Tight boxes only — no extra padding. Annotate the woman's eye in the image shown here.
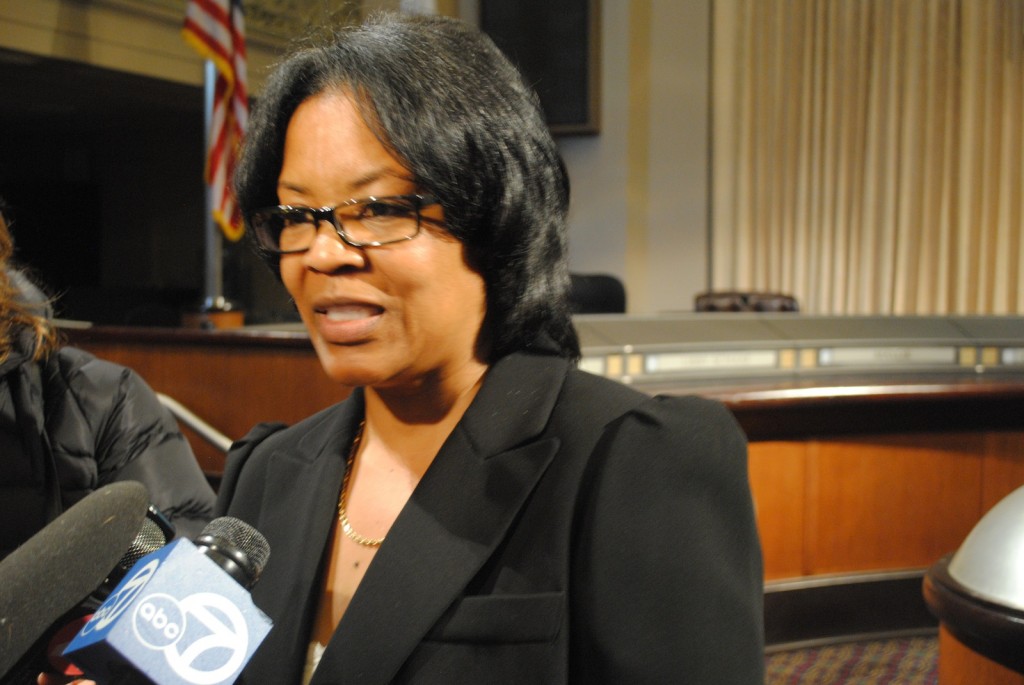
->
[362,201,409,219]
[283,211,315,227]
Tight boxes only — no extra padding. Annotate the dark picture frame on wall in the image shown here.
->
[479,0,600,136]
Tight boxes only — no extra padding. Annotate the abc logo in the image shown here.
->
[133,593,184,649]
[131,591,249,684]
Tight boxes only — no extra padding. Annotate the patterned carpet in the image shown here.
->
[765,636,938,684]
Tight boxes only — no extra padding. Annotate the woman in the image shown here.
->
[221,12,763,684]
[0,202,216,558]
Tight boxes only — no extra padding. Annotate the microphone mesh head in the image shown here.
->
[201,517,271,579]
[118,516,169,572]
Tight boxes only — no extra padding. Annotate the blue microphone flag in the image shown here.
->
[63,538,272,685]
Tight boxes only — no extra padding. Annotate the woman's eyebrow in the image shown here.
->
[276,168,415,199]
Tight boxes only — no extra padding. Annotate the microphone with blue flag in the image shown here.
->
[63,516,272,685]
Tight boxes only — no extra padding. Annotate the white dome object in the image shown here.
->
[947,485,1024,612]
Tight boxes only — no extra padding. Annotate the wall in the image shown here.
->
[560,0,711,314]
[0,0,714,317]
[0,0,286,91]
[337,0,717,315]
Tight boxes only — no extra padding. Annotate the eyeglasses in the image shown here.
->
[248,194,440,254]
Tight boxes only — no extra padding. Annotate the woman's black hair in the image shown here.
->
[235,11,580,361]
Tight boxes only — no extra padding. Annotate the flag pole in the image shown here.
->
[182,0,246,329]
[189,58,244,328]
[201,58,225,313]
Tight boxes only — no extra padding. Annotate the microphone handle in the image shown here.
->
[3,595,99,682]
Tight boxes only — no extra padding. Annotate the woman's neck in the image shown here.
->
[362,358,488,470]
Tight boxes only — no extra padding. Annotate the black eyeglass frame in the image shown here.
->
[249,194,441,253]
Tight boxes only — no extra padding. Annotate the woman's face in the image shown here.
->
[276,91,488,390]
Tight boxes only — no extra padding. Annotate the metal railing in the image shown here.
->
[156,393,233,454]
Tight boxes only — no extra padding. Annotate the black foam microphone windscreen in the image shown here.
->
[0,481,150,679]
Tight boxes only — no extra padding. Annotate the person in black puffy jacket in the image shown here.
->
[0,202,216,559]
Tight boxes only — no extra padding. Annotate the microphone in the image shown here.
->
[0,481,153,681]
[64,516,273,685]
[35,506,177,680]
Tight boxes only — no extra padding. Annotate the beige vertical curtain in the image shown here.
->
[712,0,1024,314]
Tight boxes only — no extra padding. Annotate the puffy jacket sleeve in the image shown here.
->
[46,347,217,539]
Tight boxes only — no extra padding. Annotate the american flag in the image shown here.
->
[182,0,248,241]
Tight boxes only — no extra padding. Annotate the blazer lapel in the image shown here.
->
[312,353,571,684]
[245,399,365,684]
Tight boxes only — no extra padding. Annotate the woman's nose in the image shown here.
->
[302,223,365,272]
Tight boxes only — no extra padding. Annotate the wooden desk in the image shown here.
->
[65,325,1024,579]
[938,627,1024,685]
[65,325,349,479]
[685,377,1024,580]
[65,324,1024,645]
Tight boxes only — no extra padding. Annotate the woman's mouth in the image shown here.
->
[319,304,383,321]
[313,303,385,343]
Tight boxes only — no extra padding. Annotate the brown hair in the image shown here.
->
[0,208,58,364]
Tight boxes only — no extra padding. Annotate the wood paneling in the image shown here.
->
[70,330,349,477]
[983,432,1024,512]
[749,433,1018,580]
[66,326,1024,583]
[748,442,807,580]
[805,434,984,574]
[939,626,1024,685]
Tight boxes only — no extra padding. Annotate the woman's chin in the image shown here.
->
[314,351,391,388]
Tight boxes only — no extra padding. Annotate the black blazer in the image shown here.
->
[217,351,764,684]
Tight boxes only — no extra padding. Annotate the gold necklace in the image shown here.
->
[337,421,385,547]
